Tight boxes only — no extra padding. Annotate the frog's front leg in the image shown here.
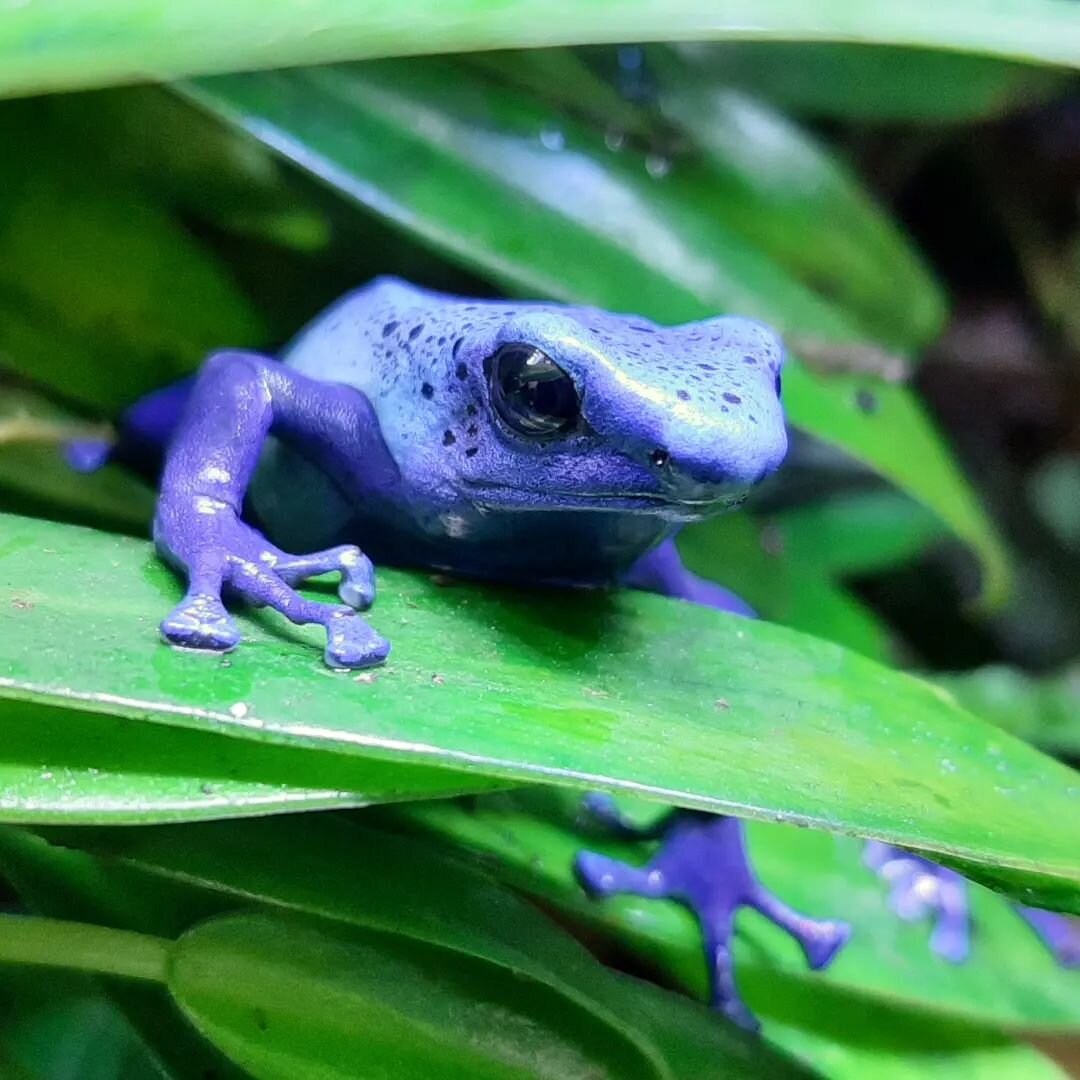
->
[575,801,849,1031]
[865,841,1080,967]
[155,350,388,669]
[623,537,757,616]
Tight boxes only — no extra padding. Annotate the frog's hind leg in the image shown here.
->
[68,376,196,476]
[595,538,848,1030]
[749,883,854,970]
[575,809,849,1031]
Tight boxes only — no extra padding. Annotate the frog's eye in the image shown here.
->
[487,343,581,437]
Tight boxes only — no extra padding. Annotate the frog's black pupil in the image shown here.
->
[488,343,580,436]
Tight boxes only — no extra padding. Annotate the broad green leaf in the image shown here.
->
[678,511,898,662]
[14,818,1066,1080]
[0,383,155,533]
[679,490,949,662]
[0,971,171,1080]
[1,514,1077,908]
[0,827,249,1080]
[0,103,264,413]
[0,829,801,1079]
[933,665,1080,758]
[648,48,946,349]
[31,814,775,1078]
[169,912,663,1080]
[179,61,1007,606]
[0,697,499,825]
[473,45,946,348]
[2,0,1080,99]
[462,49,650,140]
[390,790,1080,1032]
[683,42,1071,122]
[774,490,949,579]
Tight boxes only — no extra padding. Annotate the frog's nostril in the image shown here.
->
[649,448,670,469]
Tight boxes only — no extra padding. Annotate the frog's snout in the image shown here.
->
[648,449,764,503]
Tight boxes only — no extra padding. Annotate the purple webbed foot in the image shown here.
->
[159,593,242,653]
[575,800,850,1032]
[864,842,1080,968]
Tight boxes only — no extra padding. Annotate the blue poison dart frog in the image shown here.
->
[78,276,1076,1030]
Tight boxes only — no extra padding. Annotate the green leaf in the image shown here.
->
[1,825,802,1079]
[2,0,1080,99]
[0,697,501,825]
[169,912,661,1080]
[773,490,949,579]
[932,665,1080,757]
[648,48,946,349]
[0,383,155,533]
[0,102,264,413]
[684,42,1071,122]
[0,971,170,1080]
[390,790,1080,1033]
[14,818,1066,1079]
[179,61,1008,606]
[0,826,249,1080]
[679,490,950,662]
[678,511,899,662]
[1,513,1077,909]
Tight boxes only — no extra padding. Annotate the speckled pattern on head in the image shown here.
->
[280,276,787,521]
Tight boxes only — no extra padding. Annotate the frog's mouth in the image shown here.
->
[466,482,741,518]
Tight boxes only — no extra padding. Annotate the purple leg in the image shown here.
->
[153,350,390,669]
[67,376,196,474]
[575,808,850,1031]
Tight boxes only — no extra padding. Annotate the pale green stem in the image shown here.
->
[0,914,168,984]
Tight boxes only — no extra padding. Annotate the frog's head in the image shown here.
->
[389,296,787,522]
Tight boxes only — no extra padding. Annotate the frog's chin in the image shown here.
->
[464,484,743,521]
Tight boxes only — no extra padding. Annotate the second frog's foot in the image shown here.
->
[574,806,850,1032]
[865,841,1080,968]
[863,841,971,963]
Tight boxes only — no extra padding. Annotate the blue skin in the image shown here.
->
[100,276,1073,1030]
[151,276,786,662]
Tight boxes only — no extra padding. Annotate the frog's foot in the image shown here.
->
[1012,905,1080,968]
[160,593,241,652]
[157,513,389,670]
[863,841,970,963]
[577,792,672,839]
[575,810,849,1032]
[273,544,377,611]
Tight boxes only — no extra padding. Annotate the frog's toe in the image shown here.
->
[803,921,851,970]
[160,594,241,652]
[337,548,377,611]
[324,612,390,670]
